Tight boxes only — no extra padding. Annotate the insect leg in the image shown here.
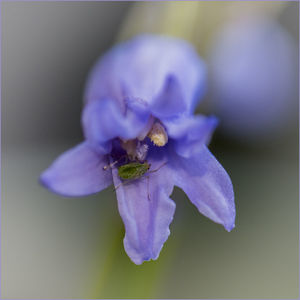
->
[148,161,168,174]
[147,176,150,201]
[114,182,123,191]
[113,178,132,191]
[103,155,127,170]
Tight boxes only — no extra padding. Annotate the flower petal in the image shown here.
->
[111,150,175,264]
[84,35,206,115]
[82,98,150,149]
[163,115,218,157]
[40,142,112,197]
[150,75,186,118]
[170,145,235,231]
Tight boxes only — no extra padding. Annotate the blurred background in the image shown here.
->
[1,1,298,299]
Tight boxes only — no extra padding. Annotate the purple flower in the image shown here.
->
[40,35,235,265]
[209,18,298,141]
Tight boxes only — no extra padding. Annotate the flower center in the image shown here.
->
[120,121,168,161]
[121,139,149,161]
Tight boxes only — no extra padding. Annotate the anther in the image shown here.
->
[148,122,168,147]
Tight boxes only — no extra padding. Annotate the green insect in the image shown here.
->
[116,161,166,200]
[118,162,151,180]
[103,158,167,199]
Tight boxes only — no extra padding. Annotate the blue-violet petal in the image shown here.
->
[82,98,150,148]
[164,115,218,157]
[112,151,175,265]
[40,142,112,197]
[84,35,206,115]
[170,145,235,231]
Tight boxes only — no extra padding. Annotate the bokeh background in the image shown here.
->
[1,1,298,299]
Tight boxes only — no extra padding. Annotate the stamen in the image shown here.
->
[121,140,137,161]
[120,139,149,162]
[148,122,168,147]
[136,142,149,161]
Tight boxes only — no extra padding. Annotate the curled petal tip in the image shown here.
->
[129,252,160,265]
[130,256,154,265]
[225,222,235,232]
[208,115,219,128]
[39,170,54,191]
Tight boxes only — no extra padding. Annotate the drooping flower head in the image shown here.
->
[40,35,235,265]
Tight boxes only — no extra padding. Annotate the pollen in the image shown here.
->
[148,122,168,147]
